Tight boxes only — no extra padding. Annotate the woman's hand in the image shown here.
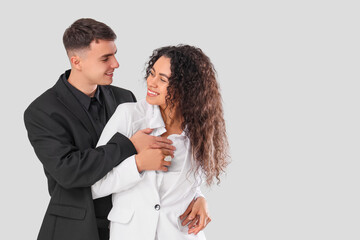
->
[179,197,211,235]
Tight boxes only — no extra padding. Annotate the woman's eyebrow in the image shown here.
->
[159,73,170,79]
[151,68,170,79]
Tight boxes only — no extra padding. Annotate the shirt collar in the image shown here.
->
[144,99,186,138]
[62,70,102,110]
[145,102,166,136]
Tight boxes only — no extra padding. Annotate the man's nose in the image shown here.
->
[111,57,120,69]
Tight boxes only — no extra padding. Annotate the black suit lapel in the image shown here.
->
[52,77,98,146]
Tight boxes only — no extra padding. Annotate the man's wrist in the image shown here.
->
[129,136,138,153]
[134,154,143,173]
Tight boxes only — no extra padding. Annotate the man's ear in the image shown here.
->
[70,55,82,70]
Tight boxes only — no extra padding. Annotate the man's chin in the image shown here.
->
[100,78,113,85]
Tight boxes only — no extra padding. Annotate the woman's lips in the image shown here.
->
[147,89,159,96]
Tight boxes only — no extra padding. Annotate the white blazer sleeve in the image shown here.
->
[91,104,143,199]
[96,104,131,147]
[194,168,205,199]
[194,187,205,200]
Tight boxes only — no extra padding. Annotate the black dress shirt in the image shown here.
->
[63,74,107,138]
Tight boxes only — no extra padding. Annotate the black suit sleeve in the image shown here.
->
[130,91,137,102]
[24,105,137,190]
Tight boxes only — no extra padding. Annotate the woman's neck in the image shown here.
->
[160,106,183,136]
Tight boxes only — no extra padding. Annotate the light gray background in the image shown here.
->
[1,0,359,239]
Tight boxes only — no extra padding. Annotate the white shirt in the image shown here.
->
[91,99,205,240]
[157,133,187,198]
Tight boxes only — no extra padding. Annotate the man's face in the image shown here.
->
[79,39,119,86]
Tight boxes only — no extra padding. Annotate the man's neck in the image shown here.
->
[68,70,97,97]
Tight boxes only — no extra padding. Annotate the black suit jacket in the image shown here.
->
[24,71,137,240]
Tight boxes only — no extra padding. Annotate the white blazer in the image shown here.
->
[92,99,206,240]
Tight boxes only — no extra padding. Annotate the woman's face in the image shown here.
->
[146,56,171,109]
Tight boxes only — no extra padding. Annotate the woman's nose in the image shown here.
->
[147,76,157,87]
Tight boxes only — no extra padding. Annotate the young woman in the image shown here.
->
[92,45,229,240]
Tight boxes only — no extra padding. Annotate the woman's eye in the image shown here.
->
[160,79,166,82]
[150,71,155,76]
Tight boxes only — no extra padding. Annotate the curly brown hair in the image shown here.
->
[145,45,229,185]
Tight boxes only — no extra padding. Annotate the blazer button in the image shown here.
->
[154,204,161,211]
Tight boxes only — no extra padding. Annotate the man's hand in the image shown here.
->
[130,128,175,153]
[179,197,211,235]
[135,148,173,172]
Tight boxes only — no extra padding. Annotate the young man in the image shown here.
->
[24,18,209,240]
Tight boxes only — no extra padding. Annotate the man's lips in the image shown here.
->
[105,72,114,77]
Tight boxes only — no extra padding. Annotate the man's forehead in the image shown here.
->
[90,39,116,48]
[89,40,117,54]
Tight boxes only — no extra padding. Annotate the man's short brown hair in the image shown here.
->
[63,18,116,53]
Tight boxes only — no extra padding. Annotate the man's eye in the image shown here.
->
[102,58,109,62]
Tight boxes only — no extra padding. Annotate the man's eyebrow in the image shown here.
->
[100,50,117,58]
